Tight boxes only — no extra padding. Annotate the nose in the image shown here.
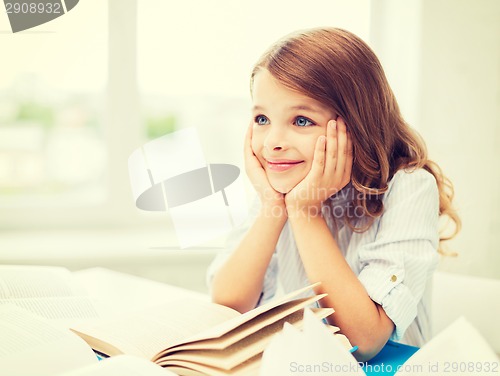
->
[263,125,288,152]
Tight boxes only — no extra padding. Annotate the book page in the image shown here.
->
[0,296,99,325]
[0,304,98,376]
[164,353,261,376]
[71,299,240,359]
[55,355,177,376]
[158,308,333,371]
[158,294,327,355]
[179,282,321,344]
[395,316,499,375]
[0,265,86,298]
[260,308,361,376]
[0,265,100,327]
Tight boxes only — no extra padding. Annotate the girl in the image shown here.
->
[207,27,460,361]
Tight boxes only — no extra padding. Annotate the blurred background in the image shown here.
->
[0,0,499,293]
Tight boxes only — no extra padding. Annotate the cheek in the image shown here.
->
[251,128,265,154]
[302,137,320,163]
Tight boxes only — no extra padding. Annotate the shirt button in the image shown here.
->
[391,275,397,282]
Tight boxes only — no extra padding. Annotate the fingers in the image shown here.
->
[310,134,326,179]
[334,117,348,182]
[323,117,352,193]
[324,119,337,174]
[344,127,353,182]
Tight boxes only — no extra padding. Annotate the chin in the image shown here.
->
[269,180,295,195]
[274,186,291,195]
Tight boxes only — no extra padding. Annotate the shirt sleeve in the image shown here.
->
[356,169,440,341]
[205,197,279,307]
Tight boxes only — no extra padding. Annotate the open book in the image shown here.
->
[0,265,350,375]
[0,264,99,327]
[0,304,176,376]
[70,282,352,376]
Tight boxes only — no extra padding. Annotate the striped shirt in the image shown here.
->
[207,168,440,347]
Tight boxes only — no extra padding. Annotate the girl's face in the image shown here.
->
[251,69,337,194]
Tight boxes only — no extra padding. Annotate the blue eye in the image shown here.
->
[294,116,315,127]
[255,115,269,126]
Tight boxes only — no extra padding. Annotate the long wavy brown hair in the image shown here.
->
[250,27,460,253]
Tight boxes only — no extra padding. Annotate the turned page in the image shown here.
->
[0,265,99,327]
[158,308,334,371]
[71,299,240,359]
[181,282,321,344]
[72,282,321,361]
[0,305,98,376]
[155,294,329,356]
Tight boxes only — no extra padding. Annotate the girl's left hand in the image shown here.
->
[285,117,353,217]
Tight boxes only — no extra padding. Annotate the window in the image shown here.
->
[1,0,371,233]
[0,0,109,227]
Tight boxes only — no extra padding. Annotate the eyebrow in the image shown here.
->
[252,104,324,114]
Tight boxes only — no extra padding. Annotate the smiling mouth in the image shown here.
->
[266,159,304,172]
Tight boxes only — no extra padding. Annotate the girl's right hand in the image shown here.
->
[244,123,287,214]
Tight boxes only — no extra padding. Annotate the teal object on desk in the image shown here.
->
[94,350,109,361]
[362,340,419,375]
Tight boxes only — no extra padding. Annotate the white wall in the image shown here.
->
[371,0,500,279]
